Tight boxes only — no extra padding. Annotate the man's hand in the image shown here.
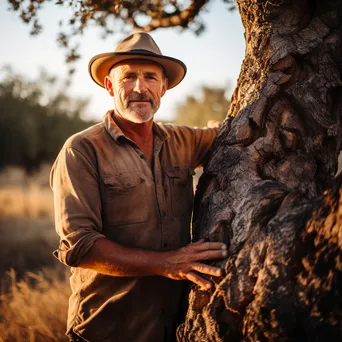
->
[206,120,221,128]
[160,239,227,290]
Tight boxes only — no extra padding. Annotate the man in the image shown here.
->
[51,32,226,342]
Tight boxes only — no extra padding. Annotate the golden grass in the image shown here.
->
[0,166,70,341]
[0,216,70,341]
[0,268,70,342]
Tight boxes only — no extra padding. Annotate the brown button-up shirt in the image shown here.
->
[50,111,217,342]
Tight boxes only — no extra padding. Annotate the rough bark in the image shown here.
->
[177,0,342,341]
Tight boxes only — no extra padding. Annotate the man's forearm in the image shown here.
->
[78,237,165,277]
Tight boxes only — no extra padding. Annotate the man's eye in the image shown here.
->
[124,75,134,80]
[146,75,156,80]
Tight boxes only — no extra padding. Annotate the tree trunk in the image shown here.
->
[177,0,342,340]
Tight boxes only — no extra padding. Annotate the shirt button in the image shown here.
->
[164,242,168,248]
[140,154,144,158]
[162,211,167,217]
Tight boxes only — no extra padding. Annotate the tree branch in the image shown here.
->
[129,0,209,31]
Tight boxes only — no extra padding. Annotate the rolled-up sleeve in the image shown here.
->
[50,141,105,267]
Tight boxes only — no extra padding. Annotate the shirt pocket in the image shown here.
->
[164,168,195,217]
[103,173,148,226]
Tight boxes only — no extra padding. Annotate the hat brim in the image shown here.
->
[88,51,187,89]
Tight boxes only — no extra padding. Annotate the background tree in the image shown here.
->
[174,85,230,127]
[7,0,342,340]
[0,67,95,172]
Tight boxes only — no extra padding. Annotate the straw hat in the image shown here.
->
[88,32,187,89]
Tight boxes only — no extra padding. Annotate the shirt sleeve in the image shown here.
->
[50,143,106,267]
[190,127,219,169]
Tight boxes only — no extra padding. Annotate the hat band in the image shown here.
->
[116,49,161,56]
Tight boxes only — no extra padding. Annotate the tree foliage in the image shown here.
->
[0,67,95,172]
[7,0,235,64]
[174,86,230,127]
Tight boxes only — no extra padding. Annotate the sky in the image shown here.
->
[0,0,245,122]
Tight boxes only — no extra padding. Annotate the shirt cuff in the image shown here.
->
[53,231,106,267]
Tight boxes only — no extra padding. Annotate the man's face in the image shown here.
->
[105,60,168,123]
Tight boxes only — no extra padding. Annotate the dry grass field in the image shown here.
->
[0,166,69,342]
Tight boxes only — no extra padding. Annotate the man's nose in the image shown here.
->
[133,77,147,93]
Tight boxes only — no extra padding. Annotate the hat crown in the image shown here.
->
[115,32,162,55]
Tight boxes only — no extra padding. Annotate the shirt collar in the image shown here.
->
[103,110,168,143]
[103,110,125,142]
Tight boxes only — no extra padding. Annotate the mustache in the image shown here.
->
[126,92,154,105]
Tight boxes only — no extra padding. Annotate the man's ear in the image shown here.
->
[161,78,168,97]
[104,75,114,96]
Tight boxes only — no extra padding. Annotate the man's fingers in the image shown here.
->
[186,271,212,290]
[191,241,227,252]
[195,249,228,261]
[191,263,223,277]
[207,120,221,128]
